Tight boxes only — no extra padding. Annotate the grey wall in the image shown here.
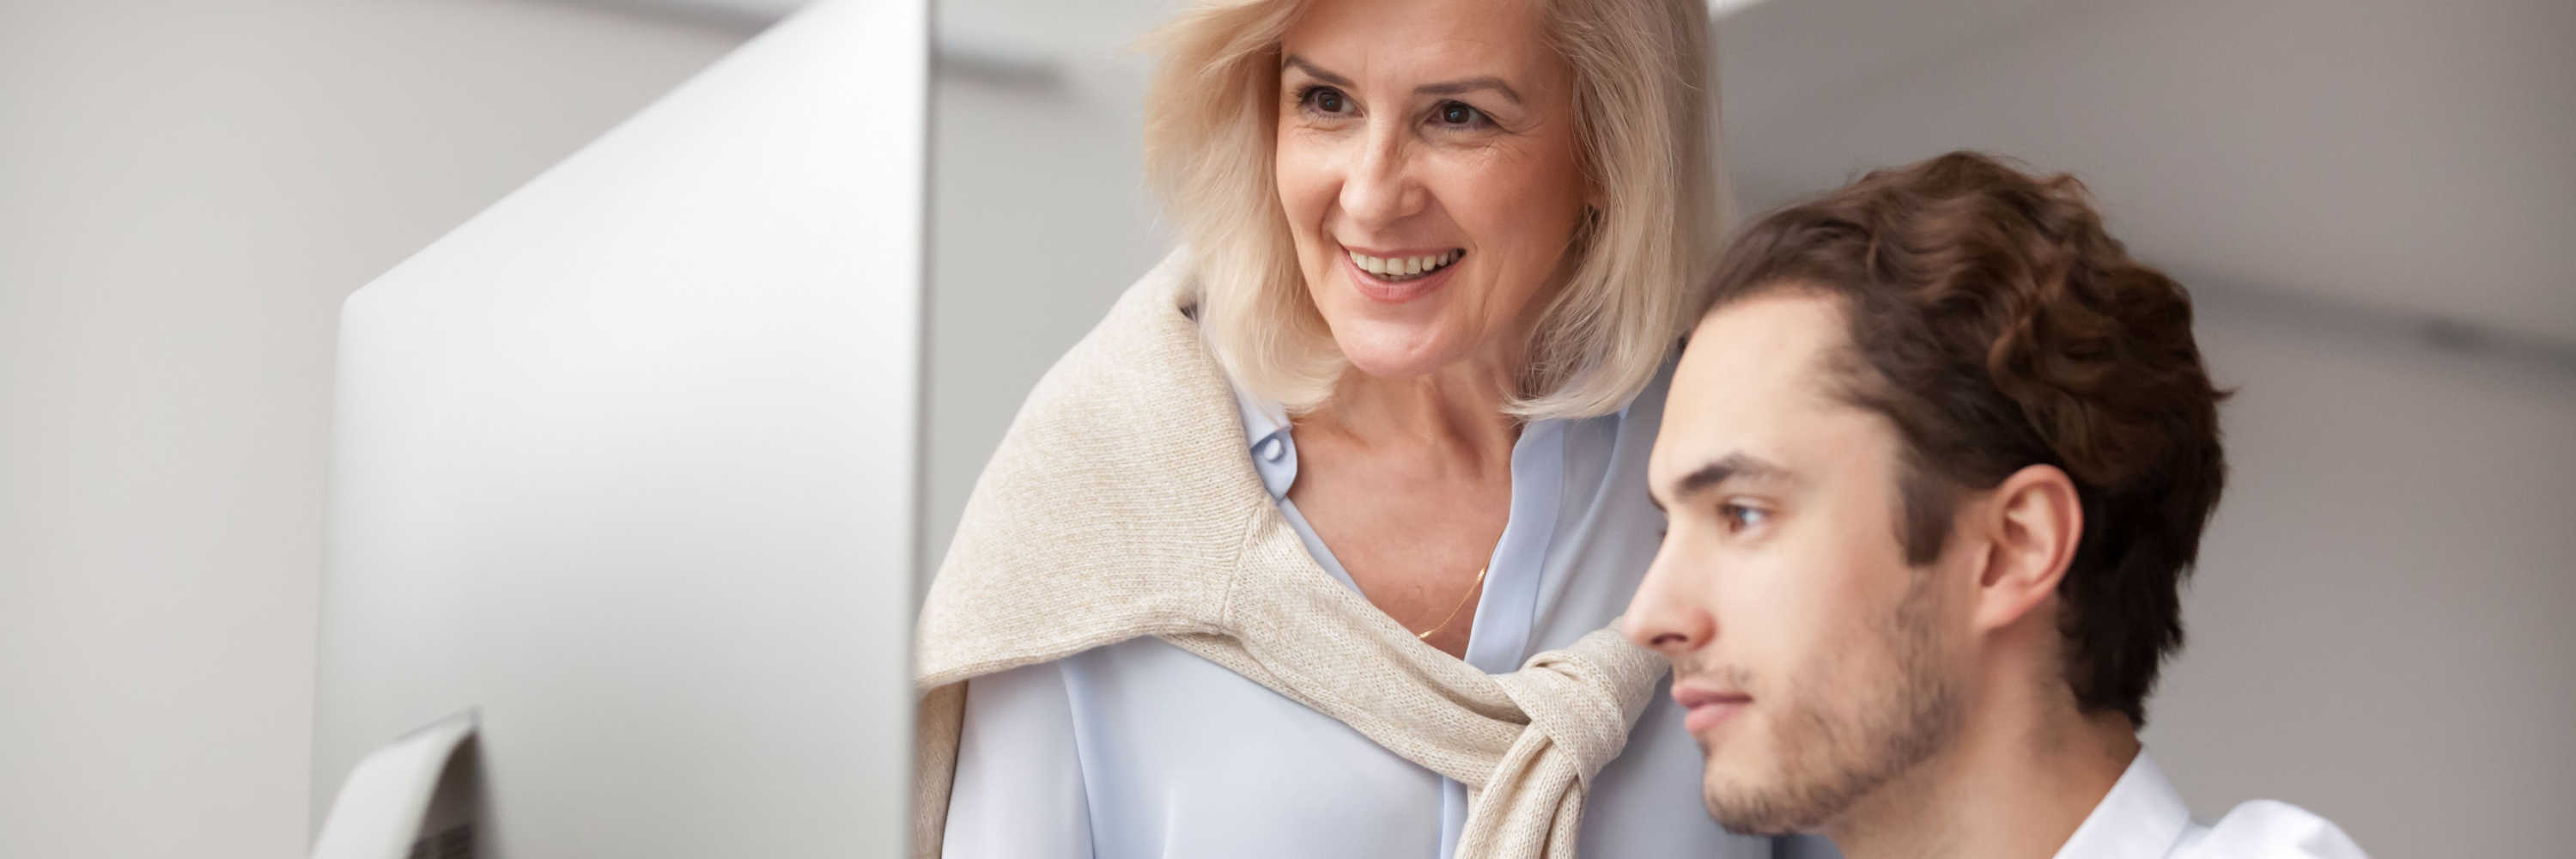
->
[1718,0,2576,346]
[2162,294,2576,856]
[0,3,741,856]
[921,2,1180,568]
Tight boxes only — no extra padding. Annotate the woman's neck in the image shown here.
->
[1301,357,1522,464]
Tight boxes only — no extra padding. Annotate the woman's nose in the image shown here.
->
[1337,125,1425,227]
[1623,559,1716,656]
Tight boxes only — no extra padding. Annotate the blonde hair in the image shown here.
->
[1144,0,1728,419]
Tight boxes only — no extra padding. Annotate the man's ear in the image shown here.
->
[1970,463,2083,632]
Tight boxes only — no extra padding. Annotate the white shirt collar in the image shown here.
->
[2052,751,2193,859]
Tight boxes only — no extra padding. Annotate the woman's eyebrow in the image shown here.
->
[1280,55,1352,88]
[1417,77,1522,107]
[1282,55,1523,107]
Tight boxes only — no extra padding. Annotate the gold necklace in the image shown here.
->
[1413,565,1490,641]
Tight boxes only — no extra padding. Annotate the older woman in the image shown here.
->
[912,0,1765,856]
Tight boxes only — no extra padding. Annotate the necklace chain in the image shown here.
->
[1413,565,1490,641]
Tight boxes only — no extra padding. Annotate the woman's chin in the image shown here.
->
[1331,331,1469,381]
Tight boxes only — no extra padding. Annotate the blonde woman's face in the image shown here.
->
[1273,0,1590,382]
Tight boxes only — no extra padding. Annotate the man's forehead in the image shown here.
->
[1672,295,1853,417]
[1691,289,1848,362]
[1652,293,1865,485]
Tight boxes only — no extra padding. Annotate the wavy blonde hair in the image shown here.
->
[1144,0,1728,419]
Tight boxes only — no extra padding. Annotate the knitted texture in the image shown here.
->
[912,253,1668,857]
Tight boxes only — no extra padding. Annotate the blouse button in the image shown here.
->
[1258,436,1286,462]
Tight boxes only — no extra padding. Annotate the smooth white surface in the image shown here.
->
[314,0,922,856]
[309,710,478,859]
[0,3,740,858]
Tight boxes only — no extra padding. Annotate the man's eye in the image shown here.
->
[1720,503,1770,533]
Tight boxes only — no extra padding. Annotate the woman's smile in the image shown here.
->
[1340,243,1467,304]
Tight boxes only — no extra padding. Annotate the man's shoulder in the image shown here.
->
[2175,799,2368,858]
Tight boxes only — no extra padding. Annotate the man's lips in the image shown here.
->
[1673,682,1753,734]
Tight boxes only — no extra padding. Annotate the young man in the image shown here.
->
[1625,152,2366,858]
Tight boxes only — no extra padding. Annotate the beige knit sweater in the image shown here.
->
[912,253,1668,857]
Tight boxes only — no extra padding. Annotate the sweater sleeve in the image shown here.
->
[940,661,1095,857]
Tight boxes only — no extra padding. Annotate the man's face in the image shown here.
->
[1625,290,1973,834]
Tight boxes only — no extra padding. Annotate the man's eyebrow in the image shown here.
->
[1281,55,1524,107]
[1280,56,1352,88]
[1649,452,1793,513]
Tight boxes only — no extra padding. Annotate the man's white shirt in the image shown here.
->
[2051,752,2366,858]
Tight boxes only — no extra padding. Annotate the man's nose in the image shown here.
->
[1623,557,1715,657]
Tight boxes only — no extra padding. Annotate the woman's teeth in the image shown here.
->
[1347,249,1461,281]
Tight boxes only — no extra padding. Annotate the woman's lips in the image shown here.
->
[1341,247,1462,305]
[1674,684,1753,735]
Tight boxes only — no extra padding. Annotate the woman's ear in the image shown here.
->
[1970,463,2083,633]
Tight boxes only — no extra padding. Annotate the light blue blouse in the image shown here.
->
[941,361,1783,858]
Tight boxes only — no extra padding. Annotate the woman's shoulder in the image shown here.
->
[1005,250,1230,444]
[945,250,1265,551]
[921,251,1264,679]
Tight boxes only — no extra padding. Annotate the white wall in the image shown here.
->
[0,3,741,856]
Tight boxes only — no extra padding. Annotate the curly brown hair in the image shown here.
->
[1697,151,2228,726]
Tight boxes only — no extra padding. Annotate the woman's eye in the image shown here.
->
[1431,101,1487,128]
[1301,86,1352,116]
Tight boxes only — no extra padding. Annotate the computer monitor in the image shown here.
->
[312,1,921,856]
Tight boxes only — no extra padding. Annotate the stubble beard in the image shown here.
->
[1699,570,1963,835]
